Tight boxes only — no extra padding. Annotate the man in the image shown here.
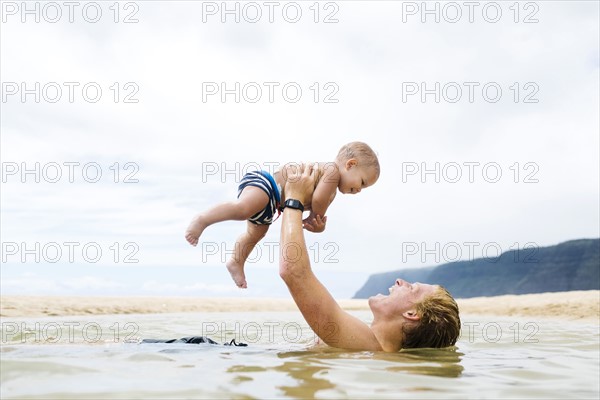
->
[278,164,461,352]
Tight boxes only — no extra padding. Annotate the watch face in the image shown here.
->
[285,199,303,211]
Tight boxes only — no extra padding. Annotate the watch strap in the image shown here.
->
[283,199,304,212]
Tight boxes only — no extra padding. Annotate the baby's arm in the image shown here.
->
[303,165,338,232]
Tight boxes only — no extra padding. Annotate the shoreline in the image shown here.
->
[1,290,598,322]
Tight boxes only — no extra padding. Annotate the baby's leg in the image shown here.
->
[185,186,270,246]
[226,221,269,288]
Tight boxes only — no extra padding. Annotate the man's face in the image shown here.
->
[369,279,438,318]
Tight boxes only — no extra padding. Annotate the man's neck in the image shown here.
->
[370,318,404,353]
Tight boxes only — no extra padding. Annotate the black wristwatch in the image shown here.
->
[282,199,304,212]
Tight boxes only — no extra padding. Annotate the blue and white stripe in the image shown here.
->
[237,171,281,225]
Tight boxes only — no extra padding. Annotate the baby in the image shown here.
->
[185,141,380,288]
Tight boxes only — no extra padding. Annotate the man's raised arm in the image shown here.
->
[278,164,381,351]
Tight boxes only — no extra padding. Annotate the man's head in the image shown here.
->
[401,285,461,349]
[335,142,380,194]
[369,279,460,350]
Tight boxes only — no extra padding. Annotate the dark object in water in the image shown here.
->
[141,336,247,346]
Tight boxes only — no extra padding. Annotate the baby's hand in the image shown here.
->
[303,214,327,233]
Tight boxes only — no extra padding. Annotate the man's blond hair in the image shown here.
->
[401,286,461,349]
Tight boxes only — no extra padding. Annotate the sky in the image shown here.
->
[1,0,599,299]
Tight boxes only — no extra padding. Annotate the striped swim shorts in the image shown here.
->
[237,171,282,225]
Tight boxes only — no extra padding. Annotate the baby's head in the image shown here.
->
[335,142,380,194]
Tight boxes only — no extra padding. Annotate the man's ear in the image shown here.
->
[402,310,420,322]
[345,159,358,170]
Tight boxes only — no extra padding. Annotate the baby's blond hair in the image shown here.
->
[336,142,380,177]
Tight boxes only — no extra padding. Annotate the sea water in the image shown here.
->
[1,311,599,399]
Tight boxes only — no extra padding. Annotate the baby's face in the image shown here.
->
[338,162,378,194]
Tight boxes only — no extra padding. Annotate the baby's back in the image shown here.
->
[274,162,337,206]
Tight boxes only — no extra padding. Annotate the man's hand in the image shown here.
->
[284,163,317,204]
[303,214,327,232]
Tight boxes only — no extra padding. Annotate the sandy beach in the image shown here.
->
[1,290,598,322]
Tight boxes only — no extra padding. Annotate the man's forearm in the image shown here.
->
[279,208,309,281]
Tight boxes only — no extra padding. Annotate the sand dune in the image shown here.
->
[1,291,598,322]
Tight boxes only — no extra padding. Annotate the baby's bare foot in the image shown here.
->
[185,215,207,246]
[226,258,247,289]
